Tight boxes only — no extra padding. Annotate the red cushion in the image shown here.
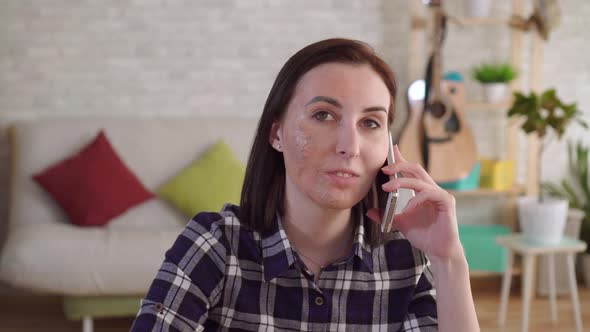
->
[33,130,154,227]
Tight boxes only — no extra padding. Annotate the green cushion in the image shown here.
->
[63,295,143,320]
[157,140,245,218]
[459,224,511,273]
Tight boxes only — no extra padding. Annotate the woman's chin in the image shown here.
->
[306,183,370,210]
[314,195,363,210]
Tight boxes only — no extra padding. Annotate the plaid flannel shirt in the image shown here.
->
[131,204,437,331]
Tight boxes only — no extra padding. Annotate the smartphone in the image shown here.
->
[381,133,398,233]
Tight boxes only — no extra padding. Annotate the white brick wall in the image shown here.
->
[0,0,387,119]
[0,0,589,227]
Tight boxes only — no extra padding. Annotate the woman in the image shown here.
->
[131,38,479,331]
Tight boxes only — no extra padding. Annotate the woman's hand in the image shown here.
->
[366,145,462,260]
[368,145,480,332]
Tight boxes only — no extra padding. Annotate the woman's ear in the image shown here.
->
[269,120,283,152]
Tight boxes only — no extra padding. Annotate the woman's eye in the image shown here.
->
[362,119,381,129]
[312,111,335,121]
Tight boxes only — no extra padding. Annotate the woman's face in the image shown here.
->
[271,63,391,210]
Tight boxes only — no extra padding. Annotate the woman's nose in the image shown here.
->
[335,124,360,158]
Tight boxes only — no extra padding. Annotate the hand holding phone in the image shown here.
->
[381,133,398,233]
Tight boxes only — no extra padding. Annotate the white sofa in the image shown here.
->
[0,116,257,329]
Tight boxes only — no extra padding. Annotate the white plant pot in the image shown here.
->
[482,83,508,103]
[465,0,492,17]
[518,196,569,245]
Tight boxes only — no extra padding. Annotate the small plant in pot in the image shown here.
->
[543,140,590,285]
[472,62,517,103]
[507,88,587,244]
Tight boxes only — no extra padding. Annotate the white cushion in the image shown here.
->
[107,199,187,231]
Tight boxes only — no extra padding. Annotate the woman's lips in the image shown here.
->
[325,170,360,187]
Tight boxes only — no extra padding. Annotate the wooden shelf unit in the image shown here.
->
[412,16,512,28]
[448,184,526,198]
[408,0,543,201]
[450,16,512,26]
[407,0,545,277]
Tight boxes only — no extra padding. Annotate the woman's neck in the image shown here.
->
[281,194,356,267]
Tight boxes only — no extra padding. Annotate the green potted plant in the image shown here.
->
[543,140,590,286]
[472,62,517,103]
[507,88,587,244]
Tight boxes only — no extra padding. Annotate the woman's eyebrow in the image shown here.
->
[305,96,387,114]
[363,106,387,114]
[305,96,341,108]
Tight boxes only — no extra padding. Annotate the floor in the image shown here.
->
[473,278,590,332]
[1,279,589,331]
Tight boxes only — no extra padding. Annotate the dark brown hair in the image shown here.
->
[239,38,397,246]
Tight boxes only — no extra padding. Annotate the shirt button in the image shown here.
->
[154,303,165,313]
[314,296,324,306]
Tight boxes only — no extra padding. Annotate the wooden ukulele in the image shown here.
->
[399,0,477,183]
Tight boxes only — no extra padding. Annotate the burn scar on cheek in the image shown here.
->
[293,123,311,159]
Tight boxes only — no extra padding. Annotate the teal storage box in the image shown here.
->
[458,224,511,273]
[438,161,481,191]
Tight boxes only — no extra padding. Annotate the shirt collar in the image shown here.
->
[260,209,374,282]
[260,213,298,282]
[352,212,374,273]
